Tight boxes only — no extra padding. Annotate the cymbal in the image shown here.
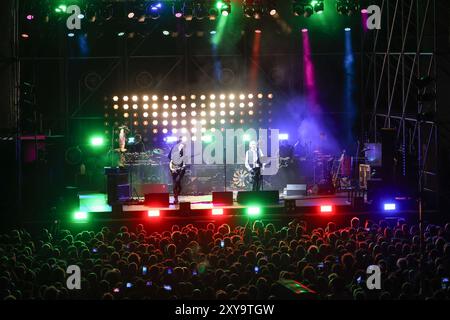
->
[152,148,165,155]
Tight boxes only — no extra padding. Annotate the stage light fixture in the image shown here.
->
[122,112,128,118]
[208,2,219,20]
[313,0,324,13]
[320,205,333,213]
[336,0,359,16]
[243,5,254,18]
[118,32,125,37]
[345,27,351,31]
[194,2,208,19]
[147,209,161,217]
[247,206,261,216]
[73,211,88,221]
[183,2,194,20]
[219,0,231,16]
[55,4,67,14]
[293,2,305,16]
[90,136,104,147]
[173,2,183,18]
[212,208,224,216]
[383,203,396,211]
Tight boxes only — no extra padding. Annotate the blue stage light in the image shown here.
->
[383,203,396,211]
[279,133,289,140]
[165,136,178,143]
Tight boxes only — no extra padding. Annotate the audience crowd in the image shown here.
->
[0,217,449,300]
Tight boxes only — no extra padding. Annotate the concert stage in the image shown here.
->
[76,191,412,224]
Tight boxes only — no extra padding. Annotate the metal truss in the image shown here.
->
[362,0,438,206]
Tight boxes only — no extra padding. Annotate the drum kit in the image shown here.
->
[123,148,167,166]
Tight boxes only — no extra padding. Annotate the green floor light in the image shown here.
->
[247,206,261,216]
[73,211,88,221]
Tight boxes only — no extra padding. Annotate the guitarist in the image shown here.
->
[168,137,187,204]
[245,140,264,191]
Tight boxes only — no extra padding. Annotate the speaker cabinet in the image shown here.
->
[212,192,234,205]
[237,191,279,205]
[144,193,170,207]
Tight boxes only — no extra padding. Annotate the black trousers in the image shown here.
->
[251,167,262,191]
[171,169,185,199]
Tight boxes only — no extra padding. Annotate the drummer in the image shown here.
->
[129,134,146,153]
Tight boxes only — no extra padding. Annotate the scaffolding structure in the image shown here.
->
[362,0,438,208]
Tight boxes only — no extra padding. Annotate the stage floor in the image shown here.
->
[79,192,352,213]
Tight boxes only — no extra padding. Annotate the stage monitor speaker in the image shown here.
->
[144,193,170,207]
[366,178,384,202]
[316,183,335,195]
[286,184,307,196]
[137,183,167,196]
[237,191,279,205]
[179,202,191,213]
[106,167,129,204]
[284,199,297,213]
[212,192,234,205]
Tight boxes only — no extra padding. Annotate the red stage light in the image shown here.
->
[147,209,160,217]
[320,205,333,213]
[212,208,224,216]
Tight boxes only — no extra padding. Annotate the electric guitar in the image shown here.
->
[169,160,186,174]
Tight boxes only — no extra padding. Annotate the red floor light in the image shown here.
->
[147,209,160,217]
[212,208,224,216]
[320,205,333,213]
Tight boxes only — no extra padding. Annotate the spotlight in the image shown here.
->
[243,5,254,18]
[313,0,324,14]
[212,208,224,216]
[336,0,359,16]
[219,0,231,16]
[293,2,305,16]
[209,5,219,20]
[247,206,261,216]
[184,3,194,20]
[73,211,88,221]
[320,205,333,213]
[117,32,125,37]
[147,209,160,217]
[383,203,396,211]
[148,2,162,19]
[301,28,308,33]
[128,12,135,19]
[173,2,183,18]
[194,2,208,19]
[55,4,67,14]
[345,27,351,31]
[162,30,170,36]
[304,4,313,17]
[26,14,34,21]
